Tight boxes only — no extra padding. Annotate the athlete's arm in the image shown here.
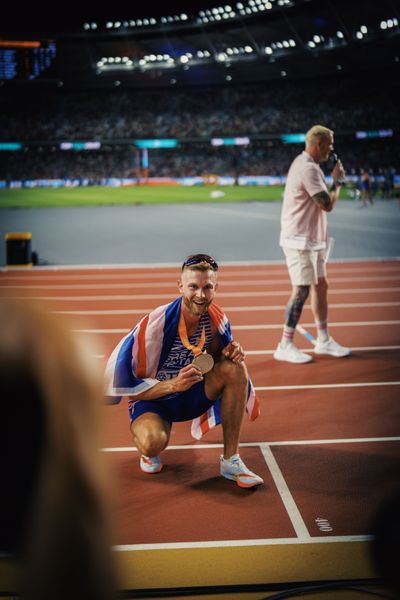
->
[207,321,245,363]
[128,364,203,401]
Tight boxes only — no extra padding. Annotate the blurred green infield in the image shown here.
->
[0,185,284,208]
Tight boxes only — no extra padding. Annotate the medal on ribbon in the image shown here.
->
[178,306,214,374]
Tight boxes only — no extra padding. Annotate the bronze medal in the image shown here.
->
[192,352,214,375]
[178,301,214,374]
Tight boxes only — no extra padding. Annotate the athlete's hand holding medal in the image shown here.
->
[178,306,245,389]
[178,308,214,375]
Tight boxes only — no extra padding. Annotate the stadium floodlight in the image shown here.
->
[245,45,253,52]
[360,25,368,34]
[180,55,189,63]
[265,46,273,54]
[337,30,344,38]
[356,32,363,39]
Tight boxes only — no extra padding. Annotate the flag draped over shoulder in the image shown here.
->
[104,297,260,439]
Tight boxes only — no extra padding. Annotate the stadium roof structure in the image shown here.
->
[1,0,399,88]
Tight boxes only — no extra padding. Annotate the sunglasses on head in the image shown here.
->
[182,253,219,271]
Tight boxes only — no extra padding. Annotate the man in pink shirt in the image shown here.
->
[274,124,351,363]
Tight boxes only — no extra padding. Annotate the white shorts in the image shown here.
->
[283,247,327,286]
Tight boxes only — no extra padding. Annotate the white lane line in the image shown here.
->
[52,302,400,315]
[245,345,400,355]
[102,437,400,452]
[73,320,400,334]
[153,441,302,539]
[233,320,400,330]
[93,346,400,360]
[256,382,400,391]
[10,287,400,301]
[1,265,400,282]
[113,535,371,551]
[261,444,306,538]
[1,256,398,273]
[2,275,400,290]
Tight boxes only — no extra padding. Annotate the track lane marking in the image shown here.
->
[2,275,400,290]
[2,256,399,273]
[102,437,400,452]
[93,346,400,359]
[9,287,400,300]
[112,535,371,551]
[72,320,400,333]
[51,302,400,315]
[256,382,400,390]
[1,265,400,282]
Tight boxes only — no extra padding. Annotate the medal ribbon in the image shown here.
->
[178,305,205,357]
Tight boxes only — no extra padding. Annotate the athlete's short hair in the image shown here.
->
[181,253,219,272]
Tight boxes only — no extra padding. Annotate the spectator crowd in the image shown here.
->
[1,73,399,182]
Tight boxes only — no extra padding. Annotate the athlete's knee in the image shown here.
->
[133,423,169,456]
[215,357,248,387]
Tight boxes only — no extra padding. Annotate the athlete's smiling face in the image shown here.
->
[178,268,218,317]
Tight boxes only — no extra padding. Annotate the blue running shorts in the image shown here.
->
[129,381,218,425]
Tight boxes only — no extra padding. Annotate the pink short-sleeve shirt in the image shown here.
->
[280,151,328,250]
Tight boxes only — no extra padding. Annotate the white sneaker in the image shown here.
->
[220,454,264,488]
[314,336,351,357]
[273,342,312,364]
[140,455,163,474]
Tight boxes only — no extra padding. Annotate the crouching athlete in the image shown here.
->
[104,253,263,488]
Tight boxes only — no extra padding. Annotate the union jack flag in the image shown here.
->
[104,297,260,439]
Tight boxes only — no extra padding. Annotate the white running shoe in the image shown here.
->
[273,342,312,364]
[314,337,351,357]
[220,454,264,488]
[140,455,163,474]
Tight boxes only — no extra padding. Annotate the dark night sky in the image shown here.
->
[2,1,221,32]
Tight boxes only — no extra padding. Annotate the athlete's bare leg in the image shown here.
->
[205,358,248,459]
[131,413,171,457]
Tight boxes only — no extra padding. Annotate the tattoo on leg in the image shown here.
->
[285,286,310,328]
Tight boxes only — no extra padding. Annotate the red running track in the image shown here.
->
[1,259,399,592]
